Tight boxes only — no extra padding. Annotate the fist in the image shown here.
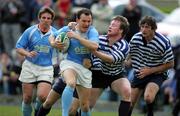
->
[83,58,92,69]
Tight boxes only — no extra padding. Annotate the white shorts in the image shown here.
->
[60,60,92,88]
[19,60,54,83]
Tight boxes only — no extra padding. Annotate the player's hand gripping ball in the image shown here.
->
[55,32,70,53]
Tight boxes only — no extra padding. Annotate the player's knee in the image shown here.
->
[23,95,33,103]
[66,82,76,88]
[144,94,154,104]
[80,102,89,112]
[89,104,94,110]
[121,86,131,101]
[130,99,137,107]
[37,95,47,103]
[69,108,77,116]
[89,100,96,109]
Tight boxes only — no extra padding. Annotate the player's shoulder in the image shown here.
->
[88,26,98,32]
[99,35,107,40]
[129,32,142,43]
[54,26,70,37]
[59,26,70,32]
[155,32,172,48]
[50,26,58,32]
[87,26,99,38]
[57,26,70,33]
[25,25,37,32]
[155,32,170,42]
[21,25,38,36]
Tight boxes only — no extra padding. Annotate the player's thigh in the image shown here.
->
[144,82,159,102]
[63,69,77,85]
[89,88,104,108]
[131,88,143,106]
[37,82,52,100]
[76,85,90,105]
[111,78,131,96]
[22,83,34,102]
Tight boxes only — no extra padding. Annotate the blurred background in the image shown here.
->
[0,0,180,116]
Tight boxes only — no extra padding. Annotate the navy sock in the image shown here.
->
[128,106,133,116]
[36,105,51,116]
[118,100,131,116]
[172,100,180,116]
[147,102,154,116]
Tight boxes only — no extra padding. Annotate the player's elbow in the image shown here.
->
[102,56,114,64]
[108,59,114,63]
[16,48,25,56]
[169,60,174,68]
[166,60,175,69]
[16,48,22,54]
[104,60,113,64]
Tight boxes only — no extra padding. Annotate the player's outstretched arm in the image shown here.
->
[66,31,98,51]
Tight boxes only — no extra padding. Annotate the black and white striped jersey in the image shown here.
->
[129,32,174,74]
[92,35,129,76]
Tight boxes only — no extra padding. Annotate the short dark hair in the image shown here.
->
[38,7,55,20]
[112,15,129,37]
[76,8,92,19]
[139,16,157,30]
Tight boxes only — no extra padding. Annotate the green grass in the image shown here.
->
[158,6,176,14]
[147,0,178,14]
[0,105,143,116]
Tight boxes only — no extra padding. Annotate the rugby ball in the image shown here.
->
[55,32,70,53]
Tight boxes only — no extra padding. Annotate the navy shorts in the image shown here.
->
[131,73,167,89]
[53,77,79,98]
[52,77,66,95]
[175,69,180,98]
[73,89,78,98]
[92,70,127,89]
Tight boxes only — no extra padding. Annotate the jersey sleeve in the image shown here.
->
[112,40,130,63]
[16,28,30,49]
[53,26,69,38]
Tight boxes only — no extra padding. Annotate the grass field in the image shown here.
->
[147,0,178,13]
[0,105,143,116]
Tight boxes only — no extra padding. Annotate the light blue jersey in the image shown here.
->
[16,25,57,66]
[54,26,99,65]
